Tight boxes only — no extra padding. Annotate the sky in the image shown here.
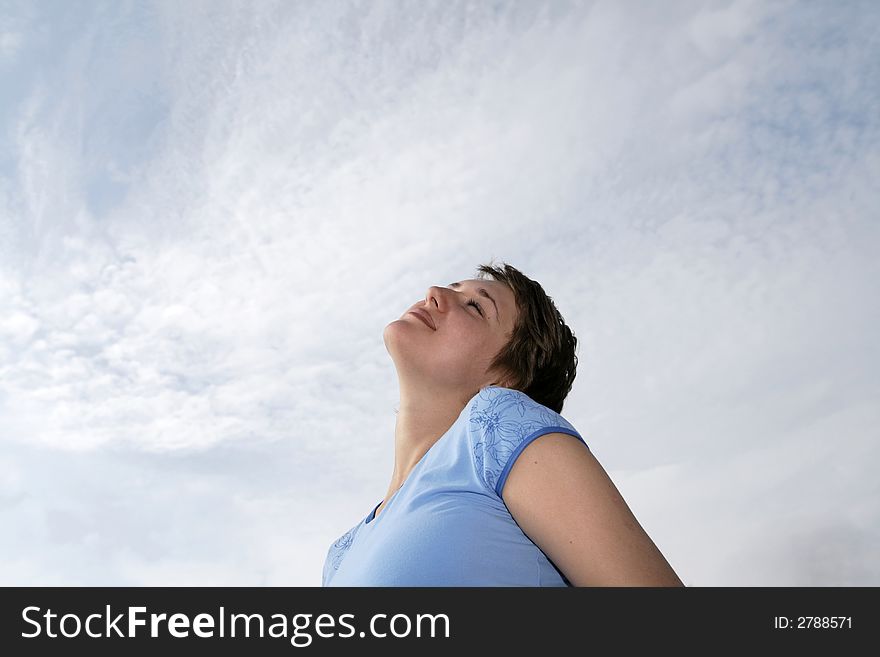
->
[0,0,877,586]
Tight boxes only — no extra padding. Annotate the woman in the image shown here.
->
[323,261,684,586]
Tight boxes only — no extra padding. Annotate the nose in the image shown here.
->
[425,286,445,310]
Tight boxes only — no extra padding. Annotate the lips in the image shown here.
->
[408,309,436,330]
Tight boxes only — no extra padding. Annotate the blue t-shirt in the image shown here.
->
[322,385,589,586]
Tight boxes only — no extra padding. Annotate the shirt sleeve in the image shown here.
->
[468,386,588,498]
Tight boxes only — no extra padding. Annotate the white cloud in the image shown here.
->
[0,0,877,585]
[0,30,23,62]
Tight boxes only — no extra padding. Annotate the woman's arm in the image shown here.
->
[502,433,685,587]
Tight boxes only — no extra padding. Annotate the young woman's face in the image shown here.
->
[384,278,518,392]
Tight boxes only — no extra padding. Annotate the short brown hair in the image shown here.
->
[475,259,578,414]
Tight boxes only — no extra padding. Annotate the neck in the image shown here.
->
[383,384,477,501]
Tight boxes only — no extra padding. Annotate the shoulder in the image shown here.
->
[468,386,569,425]
[466,386,587,497]
[467,385,583,443]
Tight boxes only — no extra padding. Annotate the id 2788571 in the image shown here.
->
[773,617,852,629]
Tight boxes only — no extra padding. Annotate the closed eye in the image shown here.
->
[466,298,484,317]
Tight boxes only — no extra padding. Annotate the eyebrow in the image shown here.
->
[448,282,500,323]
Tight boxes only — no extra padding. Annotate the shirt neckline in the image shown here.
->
[363,439,432,526]
[362,392,485,526]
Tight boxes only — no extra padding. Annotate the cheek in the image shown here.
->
[454,335,497,364]
[440,319,494,351]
